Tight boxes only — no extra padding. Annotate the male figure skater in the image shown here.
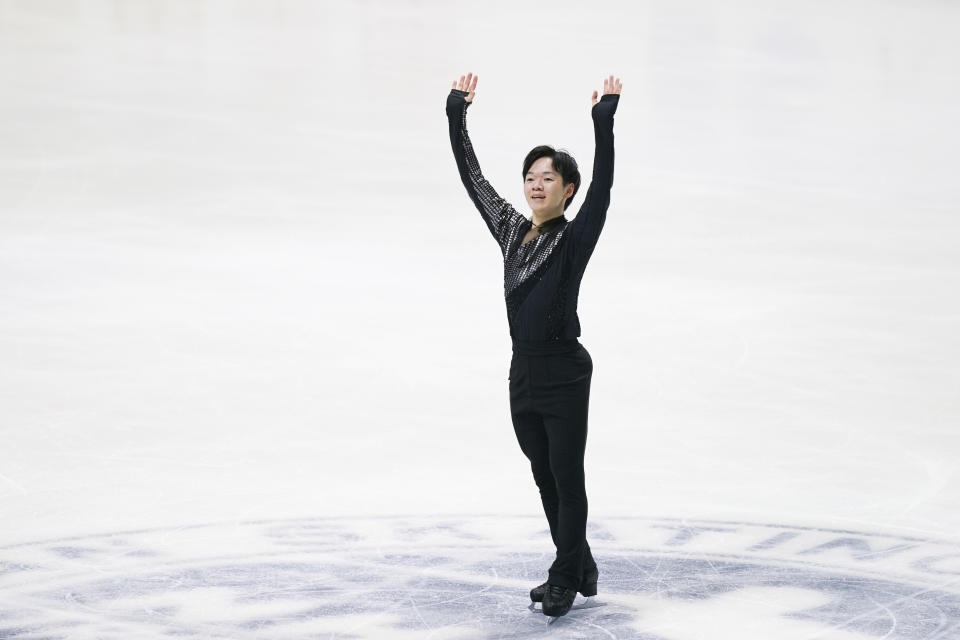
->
[446,72,621,618]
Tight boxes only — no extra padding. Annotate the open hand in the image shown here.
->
[591,75,622,107]
[452,72,478,103]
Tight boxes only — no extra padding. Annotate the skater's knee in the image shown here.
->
[552,471,586,500]
[531,464,555,489]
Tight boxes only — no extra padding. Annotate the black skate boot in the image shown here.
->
[578,565,599,597]
[530,566,599,602]
[541,583,577,617]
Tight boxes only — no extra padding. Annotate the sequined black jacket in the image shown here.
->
[446,88,619,341]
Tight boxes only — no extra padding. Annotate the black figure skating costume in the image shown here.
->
[446,87,619,615]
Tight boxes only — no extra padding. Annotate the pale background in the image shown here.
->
[1,2,959,634]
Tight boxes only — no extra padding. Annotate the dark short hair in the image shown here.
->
[522,145,581,211]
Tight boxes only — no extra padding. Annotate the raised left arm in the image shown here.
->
[567,76,621,265]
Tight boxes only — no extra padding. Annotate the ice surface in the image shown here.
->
[3,516,960,638]
[1,1,959,637]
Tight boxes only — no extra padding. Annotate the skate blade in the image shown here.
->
[572,596,605,610]
[533,596,606,622]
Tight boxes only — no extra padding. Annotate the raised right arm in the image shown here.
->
[446,85,522,254]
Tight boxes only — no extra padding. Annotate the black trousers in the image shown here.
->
[508,337,597,590]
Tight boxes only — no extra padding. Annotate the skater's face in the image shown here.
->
[524,157,575,215]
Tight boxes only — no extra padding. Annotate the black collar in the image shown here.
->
[533,214,567,231]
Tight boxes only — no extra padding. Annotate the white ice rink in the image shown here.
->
[1,1,959,638]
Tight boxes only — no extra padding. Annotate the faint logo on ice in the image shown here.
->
[1,516,959,638]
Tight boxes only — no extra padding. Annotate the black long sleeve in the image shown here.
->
[446,88,620,341]
[566,93,619,267]
[446,88,524,255]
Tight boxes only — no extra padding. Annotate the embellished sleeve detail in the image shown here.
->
[565,93,619,266]
[446,88,524,255]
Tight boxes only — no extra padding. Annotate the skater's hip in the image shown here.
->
[511,337,582,356]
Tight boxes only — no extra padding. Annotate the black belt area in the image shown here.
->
[511,337,582,356]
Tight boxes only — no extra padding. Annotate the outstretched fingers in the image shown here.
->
[592,75,622,106]
[602,75,622,95]
[452,72,478,102]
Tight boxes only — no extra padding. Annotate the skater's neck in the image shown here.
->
[532,211,565,228]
